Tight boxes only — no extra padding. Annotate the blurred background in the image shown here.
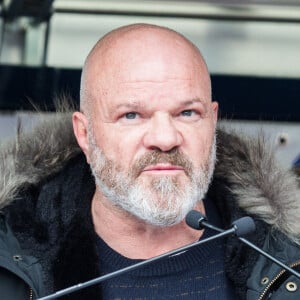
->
[0,0,299,168]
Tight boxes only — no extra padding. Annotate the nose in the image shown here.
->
[143,113,183,152]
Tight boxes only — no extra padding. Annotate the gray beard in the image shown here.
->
[88,130,216,227]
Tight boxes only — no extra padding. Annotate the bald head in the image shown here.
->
[80,23,211,115]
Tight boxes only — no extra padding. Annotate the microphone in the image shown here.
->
[37,216,254,300]
[186,209,255,237]
[186,210,300,280]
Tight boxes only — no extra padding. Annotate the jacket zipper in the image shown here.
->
[29,287,33,300]
[258,260,300,300]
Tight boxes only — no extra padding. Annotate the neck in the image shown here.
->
[91,189,205,259]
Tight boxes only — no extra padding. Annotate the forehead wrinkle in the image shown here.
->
[122,77,194,84]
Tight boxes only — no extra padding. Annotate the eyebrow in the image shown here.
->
[180,98,204,106]
[114,98,204,111]
[115,102,142,110]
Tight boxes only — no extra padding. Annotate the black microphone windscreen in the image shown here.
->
[232,216,256,237]
[185,210,206,230]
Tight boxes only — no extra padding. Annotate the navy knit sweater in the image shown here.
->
[97,199,236,299]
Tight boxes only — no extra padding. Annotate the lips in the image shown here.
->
[143,164,184,172]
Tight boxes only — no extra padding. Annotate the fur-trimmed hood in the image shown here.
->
[0,112,299,245]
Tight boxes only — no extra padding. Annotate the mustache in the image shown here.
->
[132,148,193,177]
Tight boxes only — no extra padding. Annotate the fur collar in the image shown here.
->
[0,112,299,245]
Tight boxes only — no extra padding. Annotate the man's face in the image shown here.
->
[84,33,218,226]
[88,127,216,226]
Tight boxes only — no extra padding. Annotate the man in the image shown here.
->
[0,23,299,299]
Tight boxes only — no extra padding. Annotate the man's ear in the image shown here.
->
[72,111,91,163]
[211,101,218,125]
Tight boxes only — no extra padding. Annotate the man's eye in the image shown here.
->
[124,112,138,119]
[181,110,194,117]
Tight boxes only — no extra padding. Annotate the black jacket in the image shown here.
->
[0,114,299,299]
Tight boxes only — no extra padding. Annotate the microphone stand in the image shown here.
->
[37,226,239,300]
[186,210,300,280]
[211,227,300,279]
[239,237,300,279]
